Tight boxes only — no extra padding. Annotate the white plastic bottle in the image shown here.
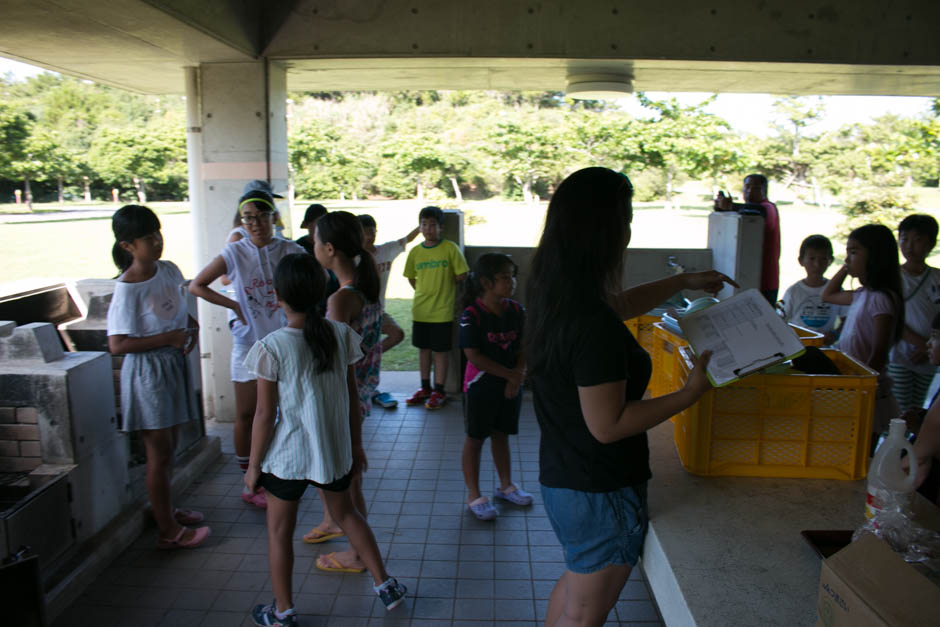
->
[865,418,917,519]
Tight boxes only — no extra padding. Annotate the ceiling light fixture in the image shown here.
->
[565,72,634,100]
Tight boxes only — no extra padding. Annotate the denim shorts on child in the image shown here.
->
[541,482,648,574]
[259,471,353,501]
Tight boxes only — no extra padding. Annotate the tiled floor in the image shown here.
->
[53,372,666,626]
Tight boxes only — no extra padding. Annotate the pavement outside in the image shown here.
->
[52,371,665,627]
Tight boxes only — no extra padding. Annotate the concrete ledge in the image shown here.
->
[43,435,221,622]
[642,422,866,626]
[642,524,695,627]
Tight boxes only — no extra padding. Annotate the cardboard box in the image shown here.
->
[816,533,940,626]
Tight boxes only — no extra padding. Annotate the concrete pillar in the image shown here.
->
[185,61,290,421]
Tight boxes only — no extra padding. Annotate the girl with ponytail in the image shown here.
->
[106,205,210,549]
[301,211,384,567]
[243,253,406,623]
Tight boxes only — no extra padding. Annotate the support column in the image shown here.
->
[184,61,289,421]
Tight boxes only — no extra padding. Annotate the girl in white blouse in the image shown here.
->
[243,254,406,624]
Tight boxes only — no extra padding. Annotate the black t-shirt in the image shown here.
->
[458,298,525,370]
[295,234,314,254]
[532,302,652,492]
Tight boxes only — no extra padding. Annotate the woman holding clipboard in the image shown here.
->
[526,167,736,625]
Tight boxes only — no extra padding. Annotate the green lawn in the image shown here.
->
[381,298,418,370]
[6,192,940,370]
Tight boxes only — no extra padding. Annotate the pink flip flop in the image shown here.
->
[173,508,205,525]
[157,525,211,550]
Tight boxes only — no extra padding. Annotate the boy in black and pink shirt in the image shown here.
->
[458,253,532,520]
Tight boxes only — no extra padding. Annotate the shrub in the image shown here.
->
[837,185,916,237]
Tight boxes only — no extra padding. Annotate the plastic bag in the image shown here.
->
[853,501,940,571]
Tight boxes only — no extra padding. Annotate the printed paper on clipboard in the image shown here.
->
[677,288,805,387]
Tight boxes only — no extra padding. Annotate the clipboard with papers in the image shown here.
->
[677,288,806,387]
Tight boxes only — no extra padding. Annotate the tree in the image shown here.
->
[772,96,824,160]
[0,103,32,204]
[382,131,449,201]
[634,94,741,206]
[87,118,187,203]
[289,119,374,200]
[760,96,825,191]
[485,109,566,204]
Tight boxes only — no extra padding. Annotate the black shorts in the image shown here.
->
[464,375,523,440]
[412,321,453,352]
[258,470,353,501]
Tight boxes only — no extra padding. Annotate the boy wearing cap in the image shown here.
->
[189,190,306,509]
[295,203,328,255]
[294,203,338,315]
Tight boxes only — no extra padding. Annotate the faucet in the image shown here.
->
[667,255,685,274]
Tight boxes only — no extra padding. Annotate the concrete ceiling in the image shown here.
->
[0,0,938,97]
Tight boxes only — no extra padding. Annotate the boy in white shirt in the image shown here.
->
[780,234,843,345]
[888,214,940,412]
[359,214,420,409]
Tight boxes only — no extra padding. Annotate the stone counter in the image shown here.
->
[642,420,867,626]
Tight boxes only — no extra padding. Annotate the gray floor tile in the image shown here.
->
[493,598,537,621]
[411,597,454,620]
[198,610,245,627]
[172,588,221,610]
[52,377,664,627]
[158,609,205,626]
[333,594,379,617]
[420,560,458,578]
[454,597,494,620]
[416,577,456,598]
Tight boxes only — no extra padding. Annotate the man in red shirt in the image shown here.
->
[714,174,780,304]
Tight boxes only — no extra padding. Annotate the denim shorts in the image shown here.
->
[541,483,648,574]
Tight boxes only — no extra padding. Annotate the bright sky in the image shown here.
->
[620,92,935,137]
[2,57,934,137]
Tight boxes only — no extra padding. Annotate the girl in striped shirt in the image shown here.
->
[243,254,405,625]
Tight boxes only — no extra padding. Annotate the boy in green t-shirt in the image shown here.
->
[403,206,469,409]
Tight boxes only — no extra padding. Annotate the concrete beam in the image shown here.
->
[270,0,939,66]
[0,0,257,94]
[1,1,938,96]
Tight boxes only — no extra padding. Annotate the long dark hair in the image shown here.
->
[316,211,380,303]
[463,253,517,309]
[526,167,633,374]
[848,223,904,342]
[274,254,337,373]
[111,205,161,273]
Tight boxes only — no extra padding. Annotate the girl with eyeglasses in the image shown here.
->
[190,189,307,510]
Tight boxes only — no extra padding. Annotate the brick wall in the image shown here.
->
[0,406,42,472]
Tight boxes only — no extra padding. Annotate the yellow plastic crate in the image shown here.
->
[632,314,660,355]
[673,347,876,480]
[650,322,689,398]
[624,314,661,396]
[789,322,825,347]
